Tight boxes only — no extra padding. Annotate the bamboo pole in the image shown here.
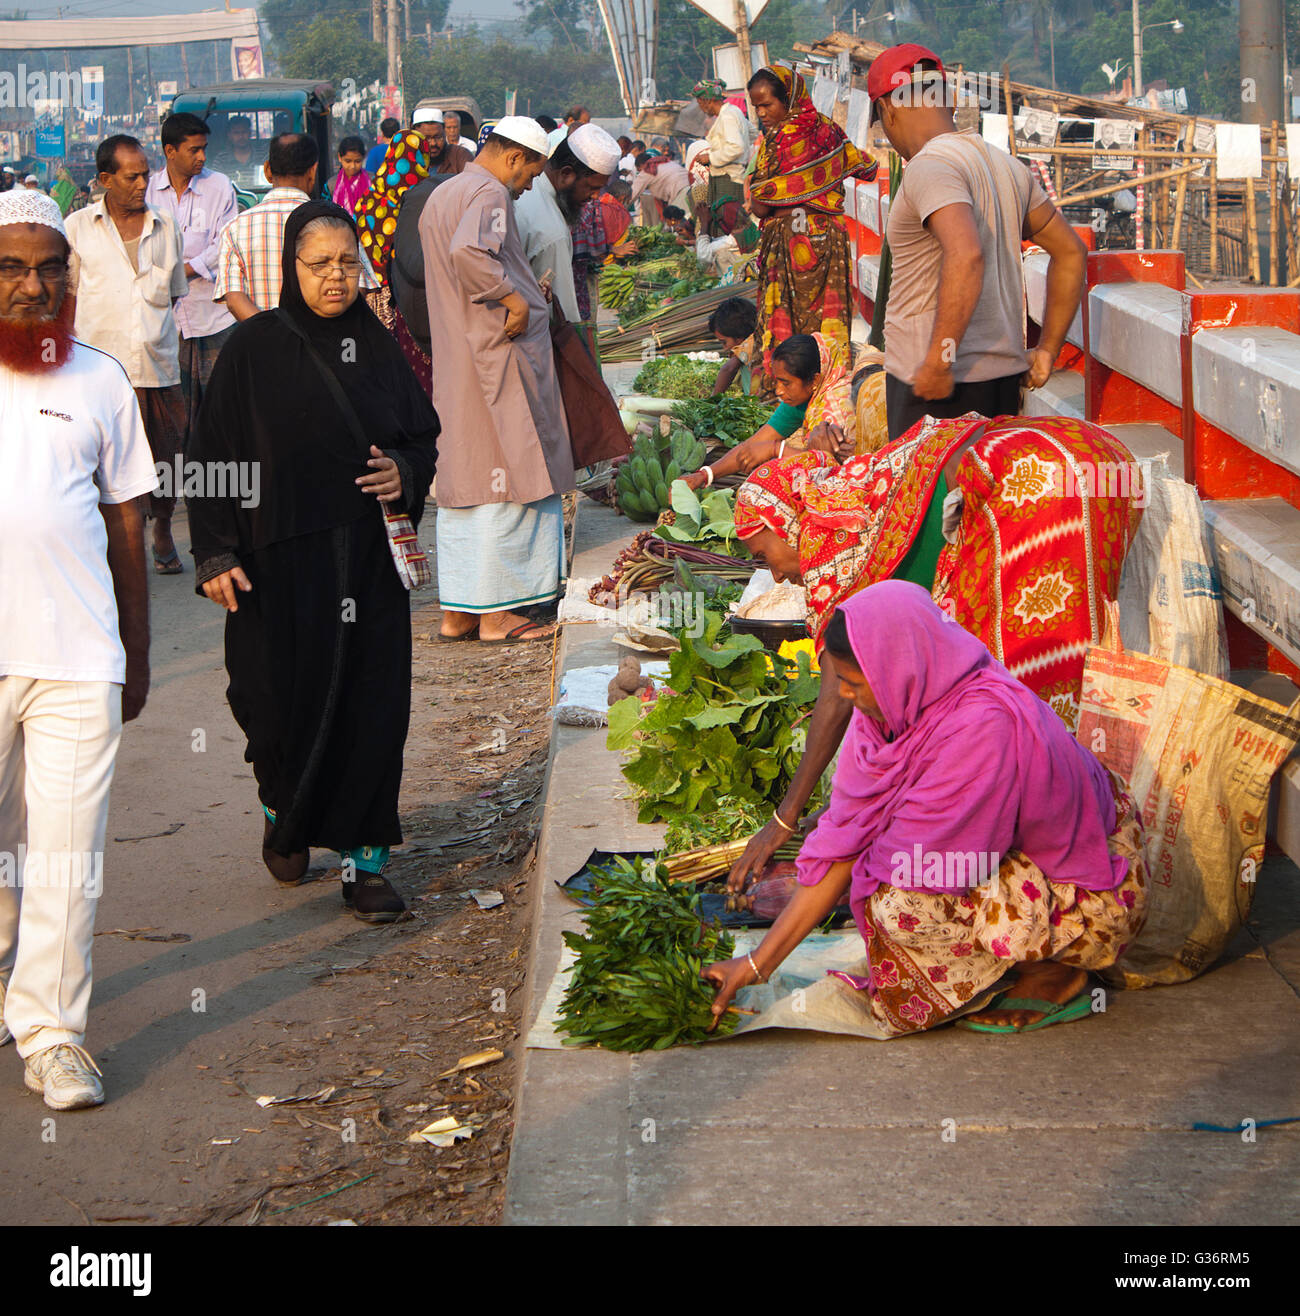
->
[1064,161,1203,206]
[1171,117,1196,250]
[1283,146,1298,284]
[1269,122,1280,285]
[1210,160,1219,277]
[1246,174,1261,283]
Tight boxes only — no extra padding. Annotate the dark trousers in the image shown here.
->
[885,371,1024,443]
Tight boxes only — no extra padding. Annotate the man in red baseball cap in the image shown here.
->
[865,43,946,106]
[867,44,1086,440]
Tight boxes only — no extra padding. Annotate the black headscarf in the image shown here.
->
[188,200,440,565]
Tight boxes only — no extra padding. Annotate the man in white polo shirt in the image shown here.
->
[0,190,157,1110]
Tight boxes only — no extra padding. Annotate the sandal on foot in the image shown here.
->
[342,873,406,923]
[434,624,480,644]
[481,619,556,646]
[153,546,184,575]
[955,989,1095,1034]
[262,816,309,885]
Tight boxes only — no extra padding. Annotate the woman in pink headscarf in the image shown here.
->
[704,581,1147,1036]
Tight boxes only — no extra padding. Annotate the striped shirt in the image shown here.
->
[214,186,378,312]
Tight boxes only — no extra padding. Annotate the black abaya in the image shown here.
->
[188,200,440,857]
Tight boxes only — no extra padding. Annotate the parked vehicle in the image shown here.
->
[168,79,335,209]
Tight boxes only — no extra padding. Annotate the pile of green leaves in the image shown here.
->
[625,226,682,260]
[656,481,741,556]
[662,797,769,852]
[670,395,772,447]
[557,856,737,1050]
[607,614,821,825]
[631,355,723,400]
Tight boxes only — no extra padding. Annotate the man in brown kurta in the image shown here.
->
[421,117,575,644]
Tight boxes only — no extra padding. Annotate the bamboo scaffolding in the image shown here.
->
[1245,177,1261,282]
[1171,117,1197,250]
[1210,160,1219,277]
[1269,123,1280,284]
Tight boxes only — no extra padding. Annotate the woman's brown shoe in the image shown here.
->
[262,816,309,885]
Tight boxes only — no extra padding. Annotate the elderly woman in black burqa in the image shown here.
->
[188,200,440,923]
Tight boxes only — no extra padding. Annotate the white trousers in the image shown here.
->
[0,677,121,1057]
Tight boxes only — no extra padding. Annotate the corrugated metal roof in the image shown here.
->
[0,9,260,51]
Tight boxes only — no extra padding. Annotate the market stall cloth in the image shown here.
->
[551,662,670,727]
[526,927,1002,1047]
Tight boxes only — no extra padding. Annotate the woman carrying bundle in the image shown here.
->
[724,411,1143,887]
[704,583,1147,1036]
[747,64,876,366]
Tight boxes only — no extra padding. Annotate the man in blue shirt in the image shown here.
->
[365,117,400,173]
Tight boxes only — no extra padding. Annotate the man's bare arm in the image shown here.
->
[222,289,262,321]
[1024,202,1087,386]
[100,497,150,722]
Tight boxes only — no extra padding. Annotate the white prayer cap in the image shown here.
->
[412,105,444,125]
[23,174,38,184]
[0,188,66,237]
[566,122,620,176]
[491,115,551,156]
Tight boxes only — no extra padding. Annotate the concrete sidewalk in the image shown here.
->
[505,499,1300,1226]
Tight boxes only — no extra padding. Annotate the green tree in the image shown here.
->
[277,18,388,90]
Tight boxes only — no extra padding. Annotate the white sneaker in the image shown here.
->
[23,1043,104,1110]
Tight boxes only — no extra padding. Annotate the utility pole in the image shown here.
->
[1240,0,1285,125]
[1131,0,1142,98]
[372,0,383,43]
[427,19,433,53]
[404,0,411,45]
[1049,12,1056,91]
[387,0,399,89]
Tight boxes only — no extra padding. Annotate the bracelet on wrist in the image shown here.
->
[747,951,766,984]
[701,464,715,487]
[772,809,797,833]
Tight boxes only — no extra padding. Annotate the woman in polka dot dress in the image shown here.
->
[355,128,433,286]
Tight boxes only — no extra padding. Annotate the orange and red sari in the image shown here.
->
[750,65,876,367]
[735,413,1144,730]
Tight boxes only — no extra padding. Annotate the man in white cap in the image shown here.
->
[419,117,573,644]
[514,121,618,323]
[0,189,157,1110]
[411,105,470,175]
[22,174,40,190]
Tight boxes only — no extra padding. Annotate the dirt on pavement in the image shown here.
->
[0,513,561,1228]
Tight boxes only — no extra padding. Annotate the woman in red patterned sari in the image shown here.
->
[747,64,877,367]
[729,411,1144,886]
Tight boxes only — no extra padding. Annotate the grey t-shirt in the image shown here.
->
[885,131,1048,386]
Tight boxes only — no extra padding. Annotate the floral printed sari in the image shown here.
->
[750,65,876,366]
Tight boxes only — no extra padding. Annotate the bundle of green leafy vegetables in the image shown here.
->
[556,855,738,1050]
[631,355,724,400]
[607,613,822,825]
[670,395,772,447]
[625,225,682,260]
[655,481,742,557]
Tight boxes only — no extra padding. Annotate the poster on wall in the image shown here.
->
[1014,107,1058,162]
[33,98,65,158]
[1092,118,1136,170]
[231,36,265,80]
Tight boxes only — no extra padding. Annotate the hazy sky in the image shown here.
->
[7,1,526,30]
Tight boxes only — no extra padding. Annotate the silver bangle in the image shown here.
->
[701,464,715,487]
[747,951,766,984]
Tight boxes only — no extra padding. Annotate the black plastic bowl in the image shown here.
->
[729,615,807,652]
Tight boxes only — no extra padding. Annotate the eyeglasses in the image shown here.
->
[296,255,363,278]
[0,259,68,283]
